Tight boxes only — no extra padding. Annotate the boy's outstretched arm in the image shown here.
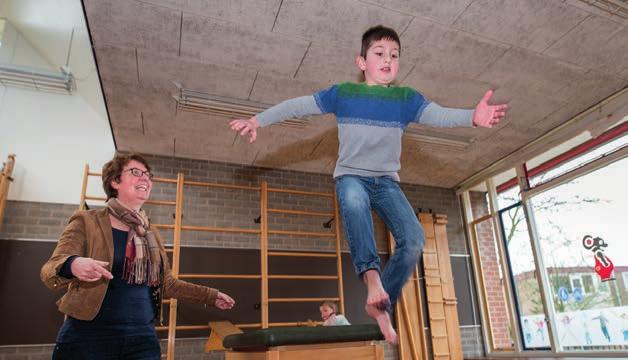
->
[229,95,325,143]
[472,90,508,128]
[230,117,260,143]
[414,90,507,128]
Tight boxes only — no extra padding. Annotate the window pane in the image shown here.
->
[530,158,628,351]
[493,167,519,210]
[470,191,490,218]
[497,185,520,210]
[499,204,549,349]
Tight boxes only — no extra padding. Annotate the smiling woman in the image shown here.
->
[40,153,236,360]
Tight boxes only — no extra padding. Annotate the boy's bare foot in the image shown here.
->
[365,303,398,345]
[363,269,390,309]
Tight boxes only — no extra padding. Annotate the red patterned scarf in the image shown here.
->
[107,198,161,286]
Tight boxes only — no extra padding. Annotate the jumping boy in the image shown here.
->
[229,25,507,344]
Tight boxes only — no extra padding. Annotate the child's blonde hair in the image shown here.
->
[320,300,338,313]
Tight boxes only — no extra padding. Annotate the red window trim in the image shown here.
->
[497,122,627,193]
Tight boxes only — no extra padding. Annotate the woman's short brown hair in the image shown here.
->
[102,153,152,200]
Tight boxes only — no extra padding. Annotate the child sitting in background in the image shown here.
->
[320,300,350,326]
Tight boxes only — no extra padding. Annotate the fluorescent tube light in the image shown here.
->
[172,82,309,129]
[0,63,75,94]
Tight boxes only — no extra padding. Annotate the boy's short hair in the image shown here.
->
[320,300,338,313]
[360,25,401,58]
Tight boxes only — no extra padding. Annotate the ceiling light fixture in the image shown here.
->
[0,63,75,94]
[172,82,309,129]
[404,128,472,149]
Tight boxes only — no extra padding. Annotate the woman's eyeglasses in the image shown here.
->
[124,168,154,180]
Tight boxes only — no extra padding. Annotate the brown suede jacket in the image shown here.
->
[40,208,218,322]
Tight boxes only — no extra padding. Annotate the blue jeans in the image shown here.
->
[335,175,425,308]
[52,335,161,360]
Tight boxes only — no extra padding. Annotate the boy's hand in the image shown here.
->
[472,90,508,128]
[229,117,260,143]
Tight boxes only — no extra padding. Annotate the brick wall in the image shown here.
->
[470,191,512,350]
[0,155,467,254]
[0,155,482,359]
[0,201,77,241]
[138,155,467,255]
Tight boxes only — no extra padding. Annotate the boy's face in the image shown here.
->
[319,305,334,321]
[356,38,400,86]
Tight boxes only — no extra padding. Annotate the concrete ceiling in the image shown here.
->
[83,0,628,187]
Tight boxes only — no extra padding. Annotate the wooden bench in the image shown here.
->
[208,322,384,360]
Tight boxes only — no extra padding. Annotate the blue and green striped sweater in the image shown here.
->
[257,82,473,181]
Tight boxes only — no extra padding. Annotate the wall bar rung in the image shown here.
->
[144,199,177,206]
[182,225,260,234]
[268,251,336,258]
[184,180,259,191]
[269,297,339,303]
[268,230,335,237]
[154,177,178,184]
[179,274,261,279]
[267,187,333,197]
[156,325,209,331]
[267,208,333,217]
[159,323,262,331]
[83,195,106,202]
[237,323,261,329]
[268,275,338,280]
[269,321,323,327]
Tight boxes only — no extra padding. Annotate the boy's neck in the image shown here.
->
[363,81,392,87]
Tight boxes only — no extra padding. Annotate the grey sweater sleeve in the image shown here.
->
[416,102,474,128]
[257,96,323,127]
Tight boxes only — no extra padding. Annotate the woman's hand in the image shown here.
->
[70,257,113,282]
[214,291,235,310]
[229,117,260,143]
